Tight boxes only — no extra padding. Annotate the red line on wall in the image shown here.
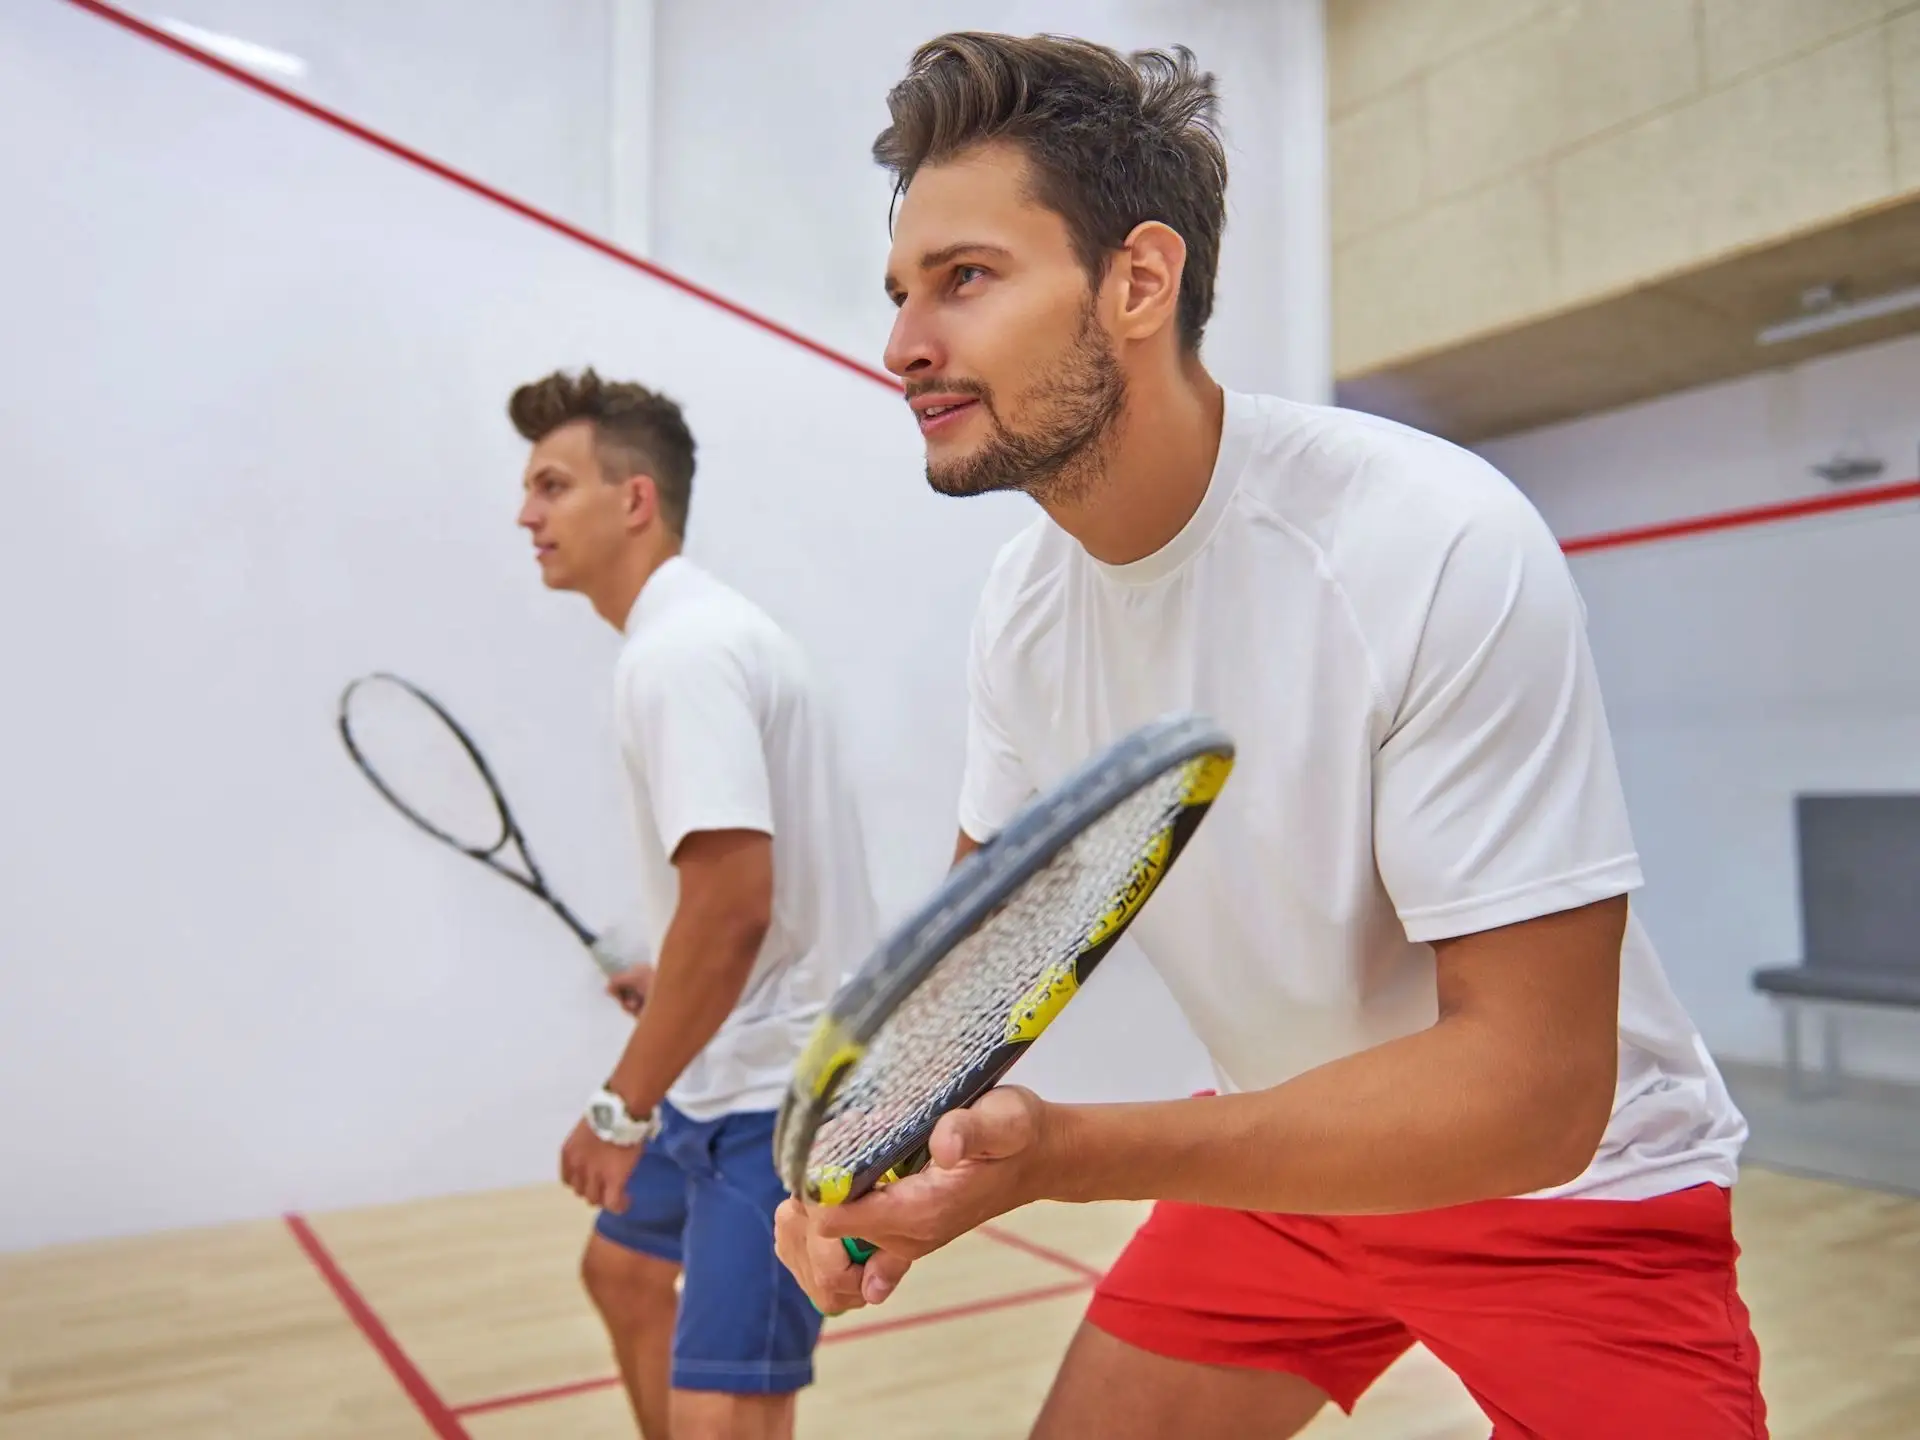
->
[284,1214,470,1439]
[1559,477,1920,555]
[66,2,1918,560]
[62,0,901,394]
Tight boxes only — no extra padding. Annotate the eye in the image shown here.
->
[953,264,986,289]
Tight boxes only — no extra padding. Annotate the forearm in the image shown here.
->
[606,906,765,1115]
[1039,1016,1614,1216]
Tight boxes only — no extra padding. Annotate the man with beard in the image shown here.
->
[773,31,1766,1440]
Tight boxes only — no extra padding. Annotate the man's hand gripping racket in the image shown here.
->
[770,714,1234,1313]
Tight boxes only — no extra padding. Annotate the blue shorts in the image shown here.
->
[594,1101,823,1394]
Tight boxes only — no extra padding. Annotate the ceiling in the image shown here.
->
[1336,195,1920,447]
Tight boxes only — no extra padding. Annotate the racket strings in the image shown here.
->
[341,676,510,854]
[806,767,1191,1188]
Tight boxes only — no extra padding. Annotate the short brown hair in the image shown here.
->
[873,33,1227,352]
[507,368,697,537]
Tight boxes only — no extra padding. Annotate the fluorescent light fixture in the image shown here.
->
[1756,282,1920,346]
[156,17,308,79]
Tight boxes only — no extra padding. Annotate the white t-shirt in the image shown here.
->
[958,389,1748,1201]
[614,556,879,1121]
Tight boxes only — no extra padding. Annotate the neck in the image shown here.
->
[590,536,679,630]
[1041,355,1225,566]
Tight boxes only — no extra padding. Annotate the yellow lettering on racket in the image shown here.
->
[795,1018,866,1102]
[1083,827,1173,951]
[1005,959,1079,1043]
[1183,752,1234,804]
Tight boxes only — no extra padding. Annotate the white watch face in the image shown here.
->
[586,1089,652,1145]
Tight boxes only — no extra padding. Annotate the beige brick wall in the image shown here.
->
[1329,0,1920,376]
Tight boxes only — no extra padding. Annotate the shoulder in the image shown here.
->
[1234,396,1548,560]
[1224,397,1577,725]
[617,568,786,700]
[1238,395,1569,619]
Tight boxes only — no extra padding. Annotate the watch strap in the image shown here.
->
[585,1087,660,1146]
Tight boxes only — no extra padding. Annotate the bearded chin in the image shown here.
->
[925,316,1126,504]
[926,436,1045,498]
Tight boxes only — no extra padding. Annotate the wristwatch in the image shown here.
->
[585,1086,662,1147]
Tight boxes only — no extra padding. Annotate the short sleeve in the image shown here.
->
[624,641,774,859]
[1372,500,1643,943]
[956,597,1035,843]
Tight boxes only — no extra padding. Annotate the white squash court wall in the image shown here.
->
[0,3,1214,1252]
[1480,329,1920,1087]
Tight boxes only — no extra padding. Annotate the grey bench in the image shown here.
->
[1751,793,1920,1099]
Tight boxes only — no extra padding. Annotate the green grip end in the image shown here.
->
[841,1236,876,1264]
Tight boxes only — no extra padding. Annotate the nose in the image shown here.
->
[883,299,945,381]
[516,495,540,531]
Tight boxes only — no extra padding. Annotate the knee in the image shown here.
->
[581,1237,677,1328]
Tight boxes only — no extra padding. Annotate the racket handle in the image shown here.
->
[590,924,652,980]
[835,1142,927,1266]
[587,938,628,979]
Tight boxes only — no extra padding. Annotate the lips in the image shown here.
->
[908,392,981,435]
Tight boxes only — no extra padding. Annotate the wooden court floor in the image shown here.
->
[3,1165,1916,1439]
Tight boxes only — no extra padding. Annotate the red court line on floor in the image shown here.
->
[452,1275,1094,1418]
[980,1222,1106,1279]
[284,1214,470,1440]
[823,1274,1094,1342]
[1559,476,1920,555]
[64,0,900,394]
[454,1374,623,1419]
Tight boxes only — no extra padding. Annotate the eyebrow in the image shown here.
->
[884,242,1014,297]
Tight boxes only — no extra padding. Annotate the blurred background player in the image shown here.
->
[511,368,880,1440]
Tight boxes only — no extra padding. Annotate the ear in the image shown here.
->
[620,472,660,534]
[1110,220,1188,344]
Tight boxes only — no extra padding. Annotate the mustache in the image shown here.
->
[902,377,992,404]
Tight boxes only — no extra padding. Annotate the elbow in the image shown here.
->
[706,891,771,971]
[731,905,773,961]
[673,900,769,1017]
[1522,1056,1616,1191]
[670,829,774,977]
[668,886,771,1000]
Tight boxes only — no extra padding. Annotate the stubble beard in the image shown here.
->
[923,305,1127,509]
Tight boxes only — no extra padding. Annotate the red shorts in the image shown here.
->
[1086,1182,1766,1439]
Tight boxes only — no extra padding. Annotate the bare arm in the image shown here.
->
[1037,895,1624,1213]
[605,827,773,1117]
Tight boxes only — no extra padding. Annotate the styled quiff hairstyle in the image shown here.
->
[507,368,697,537]
[873,32,1228,352]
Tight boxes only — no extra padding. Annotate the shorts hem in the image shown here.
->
[669,1359,815,1395]
[592,1213,682,1266]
